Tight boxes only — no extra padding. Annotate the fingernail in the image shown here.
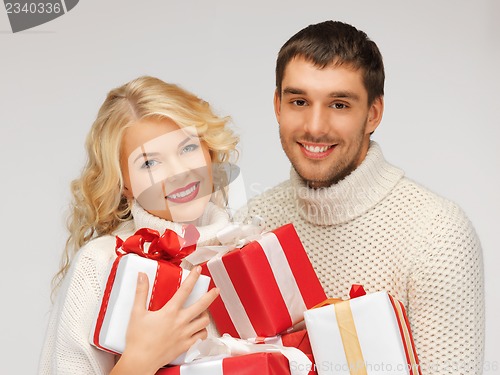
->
[195,266,202,274]
[137,272,145,283]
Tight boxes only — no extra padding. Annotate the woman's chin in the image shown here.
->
[168,196,211,224]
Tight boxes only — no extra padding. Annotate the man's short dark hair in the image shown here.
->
[276,20,385,105]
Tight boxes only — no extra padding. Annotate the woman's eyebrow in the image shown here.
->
[133,151,161,163]
[132,135,200,163]
[178,137,192,147]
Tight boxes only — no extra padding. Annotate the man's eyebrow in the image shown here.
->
[329,91,360,101]
[282,87,306,95]
[282,87,360,101]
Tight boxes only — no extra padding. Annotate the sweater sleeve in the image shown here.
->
[408,202,484,375]
[38,239,117,375]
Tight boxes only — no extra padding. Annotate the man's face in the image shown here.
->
[120,117,213,223]
[275,57,383,188]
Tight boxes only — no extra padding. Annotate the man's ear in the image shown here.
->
[273,89,281,123]
[366,96,384,134]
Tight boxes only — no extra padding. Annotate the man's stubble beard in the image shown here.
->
[278,122,367,189]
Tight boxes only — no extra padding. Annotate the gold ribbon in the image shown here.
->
[334,301,367,375]
[312,298,367,375]
[313,293,421,375]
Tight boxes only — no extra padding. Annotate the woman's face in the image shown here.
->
[120,117,213,223]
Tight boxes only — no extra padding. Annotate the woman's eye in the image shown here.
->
[181,143,199,154]
[140,159,159,169]
[292,99,307,107]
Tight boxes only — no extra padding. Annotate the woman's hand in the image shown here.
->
[110,266,219,375]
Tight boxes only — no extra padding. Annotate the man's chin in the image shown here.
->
[294,165,355,189]
[293,167,333,188]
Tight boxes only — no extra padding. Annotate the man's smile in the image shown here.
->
[298,141,336,159]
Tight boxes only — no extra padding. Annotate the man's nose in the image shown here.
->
[304,105,330,137]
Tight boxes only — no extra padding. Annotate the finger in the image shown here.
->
[190,327,209,343]
[168,266,203,308]
[184,287,219,321]
[131,272,149,315]
[187,310,211,333]
[184,328,209,350]
[179,328,209,354]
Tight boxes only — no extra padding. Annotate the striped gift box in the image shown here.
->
[304,287,421,375]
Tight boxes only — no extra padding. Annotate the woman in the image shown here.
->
[38,76,239,374]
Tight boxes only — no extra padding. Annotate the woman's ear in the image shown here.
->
[122,185,133,199]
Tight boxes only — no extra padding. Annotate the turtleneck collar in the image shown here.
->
[131,201,230,246]
[291,141,404,226]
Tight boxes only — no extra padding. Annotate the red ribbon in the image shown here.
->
[115,225,200,266]
[349,284,366,299]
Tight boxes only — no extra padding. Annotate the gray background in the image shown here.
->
[1,0,498,373]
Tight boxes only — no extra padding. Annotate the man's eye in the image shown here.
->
[292,99,307,107]
[181,144,199,154]
[332,103,347,109]
[141,159,159,169]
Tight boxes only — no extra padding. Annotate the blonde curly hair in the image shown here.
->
[54,76,238,291]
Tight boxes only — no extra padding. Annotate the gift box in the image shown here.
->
[253,329,312,356]
[157,353,291,375]
[200,223,327,339]
[90,226,210,364]
[304,286,421,375]
[254,330,316,375]
[280,330,313,356]
[154,333,313,375]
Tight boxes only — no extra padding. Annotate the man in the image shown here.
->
[240,21,484,374]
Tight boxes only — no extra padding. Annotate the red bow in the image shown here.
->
[349,284,366,299]
[115,225,200,266]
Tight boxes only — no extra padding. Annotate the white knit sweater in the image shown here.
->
[239,142,484,375]
[38,202,229,375]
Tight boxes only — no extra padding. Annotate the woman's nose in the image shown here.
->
[162,158,190,183]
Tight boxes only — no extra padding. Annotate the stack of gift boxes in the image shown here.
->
[91,223,421,375]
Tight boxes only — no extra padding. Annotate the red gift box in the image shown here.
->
[282,331,317,375]
[254,329,312,355]
[91,226,210,361]
[281,330,312,355]
[200,223,326,339]
[255,330,316,375]
[157,353,291,375]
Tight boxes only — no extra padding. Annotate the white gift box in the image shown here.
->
[90,253,211,365]
[157,352,296,375]
[304,291,420,375]
[156,334,313,375]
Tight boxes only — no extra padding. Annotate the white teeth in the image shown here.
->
[167,184,197,199]
[303,144,331,153]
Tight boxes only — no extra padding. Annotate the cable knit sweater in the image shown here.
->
[38,202,229,375]
[239,142,484,374]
